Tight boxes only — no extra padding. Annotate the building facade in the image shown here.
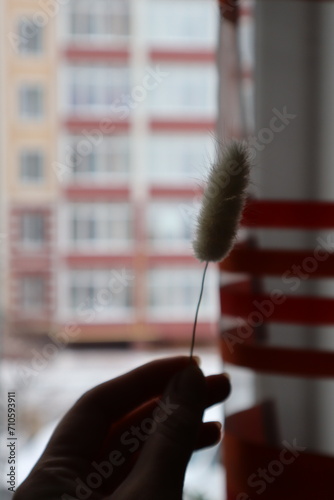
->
[3,0,58,345]
[3,0,220,347]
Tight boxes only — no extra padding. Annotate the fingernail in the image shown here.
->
[213,421,222,431]
[192,356,201,366]
[213,422,223,443]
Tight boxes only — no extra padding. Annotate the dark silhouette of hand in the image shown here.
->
[13,356,231,500]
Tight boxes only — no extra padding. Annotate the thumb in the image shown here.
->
[118,361,206,498]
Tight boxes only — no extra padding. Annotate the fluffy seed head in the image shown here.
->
[192,141,250,262]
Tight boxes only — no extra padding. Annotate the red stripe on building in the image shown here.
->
[146,321,217,341]
[150,119,216,131]
[10,258,52,271]
[63,186,130,199]
[149,49,215,62]
[64,255,134,267]
[148,255,199,265]
[63,47,130,61]
[64,119,130,133]
[149,187,203,198]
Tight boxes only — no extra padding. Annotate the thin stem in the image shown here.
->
[190,261,209,358]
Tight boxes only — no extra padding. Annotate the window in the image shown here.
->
[19,84,44,119]
[66,66,129,113]
[20,213,45,247]
[18,18,43,55]
[67,269,134,319]
[67,203,133,250]
[149,65,217,117]
[148,267,217,320]
[67,0,130,39]
[20,275,45,312]
[66,135,129,182]
[147,201,197,251]
[148,134,214,184]
[147,0,217,48]
[20,150,44,182]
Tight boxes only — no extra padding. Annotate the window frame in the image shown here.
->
[66,65,130,114]
[19,83,44,120]
[20,274,46,313]
[19,149,44,183]
[65,135,130,183]
[17,17,44,56]
[148,64,217,117]
[66,0,130,40]
[65,202,133,251]
[148,266,218,321]
[147,200,198,252]
[20,212,46,249]
[62,268,135,321]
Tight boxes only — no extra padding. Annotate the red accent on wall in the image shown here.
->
[57,321,216,342]
[9,206,54,254]
[149,49,216,62]
[63,186,130,199]
[63,47,130,61]
[10,258,52,272]
[12,317,53,331]
[147,321,216,341]
[148,255,199,266]
[11,206,52,214]
[64,119,130,133]
[64,255,134,267]
[149,187,203,198]
[68,323,137,341]
[149,119,216,131]
[9,206,55,318]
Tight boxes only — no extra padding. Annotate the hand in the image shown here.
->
[13,356,231,500]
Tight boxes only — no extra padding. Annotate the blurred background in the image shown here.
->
[0,1,255,498]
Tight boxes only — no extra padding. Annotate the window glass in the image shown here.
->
[148,134,214,184]
[66,66,129,113]
[67,269,134,316]
[20,275,45,311]
[66,203,133,250]
[149,65,217,116]
[148,267,217,320]
[20,150,44,182]
[65,135,130,182]
[147,0,217,47]
[67,0,130,38]
[19,84,44,119]
[147,201,198,250]
[18,18,43,55]
[21,213,45,247]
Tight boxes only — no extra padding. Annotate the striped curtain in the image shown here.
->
[218,0,334,498]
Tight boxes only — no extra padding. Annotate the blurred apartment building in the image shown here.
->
[2,0,220,348]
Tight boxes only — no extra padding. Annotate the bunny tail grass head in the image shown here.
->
[192,141,250,262]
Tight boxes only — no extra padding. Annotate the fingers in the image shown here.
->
[113,364,207,499]
[42,356,192,462]
[96,371,229,495]
[196,421,222,449]
[83,356,194,420]
[205,373,231,407]
[38,355,231,490]
[99,372,230,457]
